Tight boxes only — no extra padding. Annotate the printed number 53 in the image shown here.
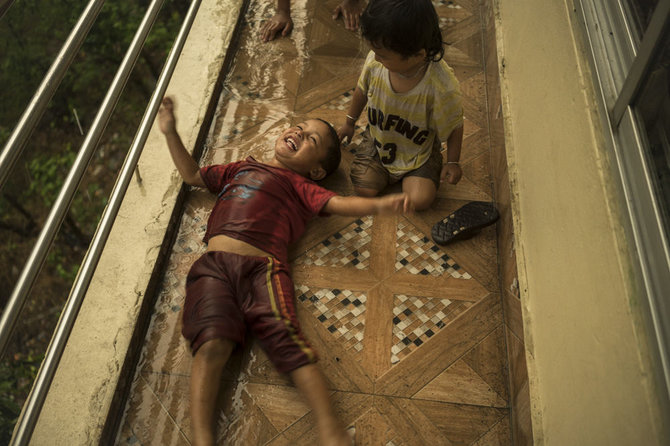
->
[374,139,397,164]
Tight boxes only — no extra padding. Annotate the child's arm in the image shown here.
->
[158,97,206,188]
[337,86,368,143]
[323,193,413,217]
[261,0,292,42]
[440,125,464,185]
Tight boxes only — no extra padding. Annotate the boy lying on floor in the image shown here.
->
[158,96,412,445]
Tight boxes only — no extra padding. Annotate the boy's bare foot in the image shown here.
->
[158,97,177,135]
[332,0,364,31]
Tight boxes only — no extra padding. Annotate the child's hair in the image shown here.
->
[316,118,341,177]
[361,0,444,62]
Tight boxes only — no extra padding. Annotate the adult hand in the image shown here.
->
[261,11,293,42]
[332,0,364,31]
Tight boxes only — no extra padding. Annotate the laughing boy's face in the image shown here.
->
[273,119,332,180]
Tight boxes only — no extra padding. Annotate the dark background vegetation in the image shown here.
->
[0,0,188,441]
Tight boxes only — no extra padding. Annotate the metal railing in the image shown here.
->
[0,0,106,190]
[0,0,203,443]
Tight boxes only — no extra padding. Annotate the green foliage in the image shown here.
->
[0,353,44,444]
[26,145,76,208]
[0,0,189,440]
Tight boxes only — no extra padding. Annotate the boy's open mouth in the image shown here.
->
[286,136,299,151]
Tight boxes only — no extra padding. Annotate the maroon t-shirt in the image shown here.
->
[199,157,337,264]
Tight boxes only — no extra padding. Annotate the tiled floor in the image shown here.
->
[116,0,511,444]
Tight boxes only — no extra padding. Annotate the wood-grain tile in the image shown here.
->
[117,0,524,443]
[376,293,502,396]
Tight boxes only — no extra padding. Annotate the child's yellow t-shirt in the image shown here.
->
[357,50,463,176]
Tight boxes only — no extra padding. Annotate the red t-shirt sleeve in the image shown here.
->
[294,179,338,216]
[199,162,241,194]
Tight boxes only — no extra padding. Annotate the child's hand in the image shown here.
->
[441,163,462,185]
[337,122,355,144]
[261,11,293,42]
[332,0,364,31]
[377,193,414,215]
[158,97,177,135]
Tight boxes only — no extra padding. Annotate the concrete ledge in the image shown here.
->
[495,0,669,444]
[31,1,244,444]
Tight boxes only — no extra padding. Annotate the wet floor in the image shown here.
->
[116,0,512,444]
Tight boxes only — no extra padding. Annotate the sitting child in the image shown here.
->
[158,97,412,445]
[338,0,465,210]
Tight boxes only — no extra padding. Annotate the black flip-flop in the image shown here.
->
[431,201,500,245]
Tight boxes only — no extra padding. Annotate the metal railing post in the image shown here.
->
[8,0,203,444]
[0,0,107,190]
[0,0,166,359]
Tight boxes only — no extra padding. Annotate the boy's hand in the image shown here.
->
[337,122,355,144]
[261,11,293,42]
[332,0,364,31]
[440,163,462,185]
[158,97,177,135]
[377,193,414,215]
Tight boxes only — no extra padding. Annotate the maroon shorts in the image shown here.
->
[181,251,317,373]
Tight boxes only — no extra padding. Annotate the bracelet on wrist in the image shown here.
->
[446,161,460,165]
[346,114,358,122]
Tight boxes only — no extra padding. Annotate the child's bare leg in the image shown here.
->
[190,338,235,446]
[402,176,437,211]
[290,364,351,446]
[353,186,379,197]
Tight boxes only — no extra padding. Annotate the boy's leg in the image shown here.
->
[402,144,442,210]
[350,129,389,197]
[290,364,351,446]
[353,185,380,197]
[402,176,437,210]
[190,338,235,446]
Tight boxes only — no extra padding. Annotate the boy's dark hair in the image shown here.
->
[316,118,341,177]
[361,0,444,62]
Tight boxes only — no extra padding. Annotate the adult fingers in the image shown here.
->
[344,11,360,30]
[261,22,279,42]
[281,21,293,37]
[332,5,343,20]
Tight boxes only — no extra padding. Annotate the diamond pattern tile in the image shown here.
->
[295,217,372,269]
[118,0,515,444]
[391,294,473,364]
[296,285,366,353]
[395,220,472,279]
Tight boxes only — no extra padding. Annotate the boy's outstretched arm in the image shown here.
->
[158,97,205,188]
[324,193,413,217]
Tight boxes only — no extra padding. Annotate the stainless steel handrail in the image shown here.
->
[0,0,165,358]
[8,0,203,443]
[0,0,106,190]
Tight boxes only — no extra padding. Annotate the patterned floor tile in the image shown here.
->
[296,285,367,353]
[294,216,372,269]
[119,0,512,443]
[395,219,472,279]
[391,294,472,364]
